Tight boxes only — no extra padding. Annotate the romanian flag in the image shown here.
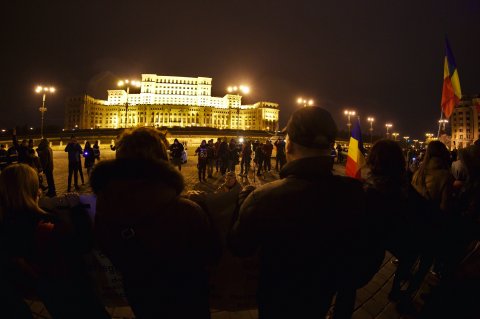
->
[441,38,462,119]
[345,118,366,179]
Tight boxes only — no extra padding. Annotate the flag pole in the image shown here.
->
[437,111,444,138]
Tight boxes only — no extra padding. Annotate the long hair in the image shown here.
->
[367,139,406,192]
[0,164,44,221]
[412,140,450,190]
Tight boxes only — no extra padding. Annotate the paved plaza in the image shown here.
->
[27,150,437,319]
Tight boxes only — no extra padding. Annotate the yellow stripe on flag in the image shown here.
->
[348,138,360,163]
[451,70,462,98]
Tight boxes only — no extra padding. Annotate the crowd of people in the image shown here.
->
[0,132,101,195]
[188,136,287,183]
[0,107,479,319]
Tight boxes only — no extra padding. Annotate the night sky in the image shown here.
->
[1,0,480,139]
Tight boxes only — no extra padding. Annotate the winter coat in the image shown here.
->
[91,158,217,319]
[195,145,209,163]
[36,140,54,172]
[12,135,29,163]
[64,143,83,163]
[228,156,383,318]
[169,143,184,159]
[364,177,438,260]
[82,146,95,169]
[262,143,273,158]
[412,157,454,213]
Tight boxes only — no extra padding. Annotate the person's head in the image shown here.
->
[70,135,77,144]
[115,127,169,161]
[21,139,28,147]
[201,139,206,146]
[0,164,42,220]
[367,139,406,181]
[85,141,91,149]
[174,138,179,144]
[94,140,99,145]
[423,140,451,168]
[461,143,480,182]
[283,107,337,161]
[224,171,238,188]
[38,138,49,149]
[413,140,450,186]
[208,139,214,145]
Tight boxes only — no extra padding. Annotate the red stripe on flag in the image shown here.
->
[345,156,361,179]
[441,77,458,118]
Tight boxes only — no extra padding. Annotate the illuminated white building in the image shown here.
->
[451,95,480,149]
[65,74,279,131]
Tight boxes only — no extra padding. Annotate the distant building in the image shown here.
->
[450,95,480,149]
[65,74,279,131]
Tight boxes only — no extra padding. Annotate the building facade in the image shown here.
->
[450,95,480,149]
[65,74,280,131]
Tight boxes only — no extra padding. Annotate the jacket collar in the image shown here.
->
[279,156,333,180]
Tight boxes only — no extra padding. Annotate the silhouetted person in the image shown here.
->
[91,127,218,319]
[169,138,184,170]
[228,107,383,319]
[37,138,56,197]
[65,136,83,192]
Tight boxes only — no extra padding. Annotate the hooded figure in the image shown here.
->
[91,158,218,319]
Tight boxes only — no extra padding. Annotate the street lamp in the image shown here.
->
[367,117,375,144]
[344,110,356,136]
[392,132,399,141]
[227,85,250,136]
[438,119,448,136]
[385,123,393,138]
[425,132,434,142]
[35,85,55,138]
[297,97,314,107]
[118,79,141,128]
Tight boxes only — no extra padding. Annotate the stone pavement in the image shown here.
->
[28,151,438,319]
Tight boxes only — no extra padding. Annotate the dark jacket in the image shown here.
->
[364,177,438,259]
[64,143,83,163]
[12,135,29,163]
[91,158,217,319]
[36,139,54,172]
[195,145,209,163]
[169,142,184,160]
[82,146,95,168]
[228,156,383,318]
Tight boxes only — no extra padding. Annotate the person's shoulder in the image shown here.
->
[91,158,184,194]
[176,197,210,223]
[244,178,287,203]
